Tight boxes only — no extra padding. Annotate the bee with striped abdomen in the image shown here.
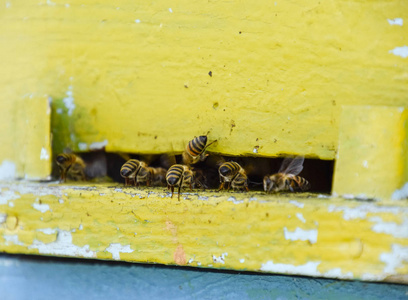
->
[136,164,167,187]
[56,153,86,182]
[263,156,310,193]
[218,161,249,191]
[182,135,217,165]
[120,159,141,186]
[166,164,194,200]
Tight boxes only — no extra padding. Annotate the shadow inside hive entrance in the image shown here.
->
[53,150,334,194]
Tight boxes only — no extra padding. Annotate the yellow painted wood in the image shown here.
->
[0,1,407,161]
[0,96,51,180]
[1,181,407,283]
[333,106,408,200]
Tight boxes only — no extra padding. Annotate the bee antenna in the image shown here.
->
[248,180,263,186]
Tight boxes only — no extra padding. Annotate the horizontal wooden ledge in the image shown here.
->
[0,181,407,283]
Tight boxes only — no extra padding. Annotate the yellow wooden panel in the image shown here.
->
[0,1,407,160]
[333,106,408,200]
[1,182,407,283]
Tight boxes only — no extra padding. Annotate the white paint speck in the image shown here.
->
[63,86,75,116]
[29,230,95,258]
[106,243,134,260]
[227,196,244,204]
[89,139,108,150]
[240,258,245,263]
[188,258,194,264]
[40,148,50,160]
[135,19,141,23]
[0,160,16,180]
[169,8,173,13]
[380,244,408,274]
[46,0,56,6]
[323,268,354,279]
[362,160,368,168]
[212,253,228,264]
[389,46,408,58]
[6,2,11,8]
[296,213,306,223]
[261,261,321,276]
[56,108,63,114]
[284,227,318,244]
[79,224,83,230]
[392,182,408,200]
[65,3,70,8]
[8,202,14,207]
[37,228,57,235]
[387,18,403,26]
[58,199,64,204]
[289,200,304,208]
[32,203,50,213]
[78,143,88,151]
[253,147,258,154]
[0,213,6,223]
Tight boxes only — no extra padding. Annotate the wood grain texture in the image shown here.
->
[1,181,407,283]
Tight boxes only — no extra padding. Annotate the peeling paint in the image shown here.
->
[105,243,134,260]
[240,258,245,263]
[260,261,321,276]
[380,244,408,274]
[0,190,20,205]
[63,86,75,116]
[36,228,57,235]
[392,182,408,200]
[389,46,408,58]
[0,160,16,180]
[323,268,354,279]
[227,196,243,204]
[32,203,50,213]
[40,147,50,160]
[387,18,403,26]
[370,217,408,238]
[4,234,25,246]
[29,230,95,258]
[296,213,306,223]
[283,227,318,244]
[78,142,88,151]
[328,204,407,221]
[89,140,108,150]
[212,253,228,264]
[0,213,6,223]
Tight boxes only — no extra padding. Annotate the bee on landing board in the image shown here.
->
[137,164,167,187]
[166,164,194,200]
[182,136,217,165]
[120,159,141,186]
[218,161,249,191]
[263,156,310,193]
[56,153,86,182]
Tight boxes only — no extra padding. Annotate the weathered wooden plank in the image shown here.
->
[1,182,407,283]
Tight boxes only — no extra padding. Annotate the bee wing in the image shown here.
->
[279,156,304,175]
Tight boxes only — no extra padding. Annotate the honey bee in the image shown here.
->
[263,156,310,193]
[137,164,167,187]
[182,135,217,165]
[218,161,249,191]
[56,153,86,182]
[120,159,141,186]
[166,164,194,200]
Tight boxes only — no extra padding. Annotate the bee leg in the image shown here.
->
[245,186,249,192]
[227,182,231,191]
[124,178,128,186]
[170,186,174,198]
[218,182,224,191]
[178,185,182,201]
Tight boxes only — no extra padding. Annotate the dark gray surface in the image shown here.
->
[0,254,406,300]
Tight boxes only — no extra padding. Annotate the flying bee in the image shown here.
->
[56,153,86,182]
[120,159,141,186]
[166,164,194,200]
[218,161,249,191]
[263,156,310,193]
[182,135,217,165]
[136,164,167,187]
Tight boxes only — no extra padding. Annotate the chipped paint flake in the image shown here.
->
[0,213,6,223]
[392,182,408,200]
[40,147,50,160]
[296,213,306,223]
[29,230,95,258]
[37,228,57,235]
[78,142,88,151]
[380,244,408,274]
[323,268,354,279]
[370,217,408,238]
[106,243,134,260]
[389,46,408,58]
[4,235,25,246]
[288,200,304,208]
[212,252,228,264]
[32,203,50,213]
[387,18,403,26]
[240,258,245,263]
[227,196,243,204]
[0,190,20,205]
[89,139,108,150]
[0,160,16,180]
[63,86,75,116]
[260,261,321,276]
[284,227,318,244]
